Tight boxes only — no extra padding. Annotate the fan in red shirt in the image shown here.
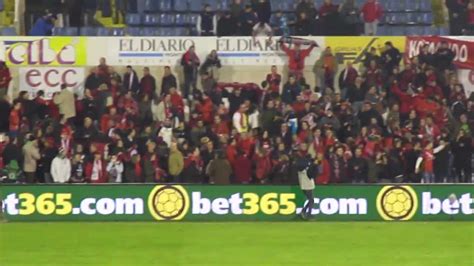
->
[169,87,185,115]
[140,67,156,99]
[226,138,238,165]
[211,115,230,139]
[195,93,214,124]
[390,81,418,116]
[361,0,383,22]
[238,132,256,158]
[233,150,252,184]
[419,117,441,140]
[361,0,383,35]
[315,153,331,184]
[9,100,21,136]
[279,39,318,80]
[100,107,121,133]
[398,63,416,91]
[265,65,282,95]
[85,152,108,183]
[365,60,383,88]
[254,147,272,183]
[423,76,444,100]
[415,141,447,183]
[117,91,139,117]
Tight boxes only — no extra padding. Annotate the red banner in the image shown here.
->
[405,36,474,69]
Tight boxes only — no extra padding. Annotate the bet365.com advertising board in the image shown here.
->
[0,185,472,222]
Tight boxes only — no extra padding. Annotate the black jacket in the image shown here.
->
[0,99,10,132]
[217,16,238,36]
[200,56,221,75]
[161,74,177,96]
[358,108,383,127]
[348,157,368,182]
[294,18,312,36]
[2,143,22,166]
[123,71,140,94]
[255,1,271,23]
[452,136,472,166]
[381,48,401,71]
[85,73,106,91]
[434,48,455,71]
[347,85,367,103]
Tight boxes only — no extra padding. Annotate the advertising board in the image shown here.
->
[87,37,325,66]
[18,67,85,99]
[1,185,472,222]
[0,37,87,66]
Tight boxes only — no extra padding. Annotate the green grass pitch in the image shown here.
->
[0,222,473,265]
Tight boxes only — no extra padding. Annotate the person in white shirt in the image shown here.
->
[50,148,71,183]
[159,119,173,147]
[106,154,124,183]
[252,21,273,44]
[232,104,249,133]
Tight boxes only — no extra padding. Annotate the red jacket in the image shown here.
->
[212,121,230,137]
[414,98,439,120]
[362,1,383,22]
[399,69,416,90]
[254,153,272,180]
[100,114,121,133]
[421,149,434,173]
[423,85,444,100]
[196,98,213,124]
[85,160,108,183]
[140,75,155,97]
[0,67,12,88]
[233,155,252,183]
[315,159,330,184]
[312,137,326,155]
[391,83,416,114]
[419,125,441,140]
[170,92,184,113]
[280,43,315,72]
[239,138,255,158]
[365,66,382,87]
[226,145,237,165]
[266,73,281,93]
[118,97,138,116]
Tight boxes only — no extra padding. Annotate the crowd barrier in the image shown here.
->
[1,184,472,222]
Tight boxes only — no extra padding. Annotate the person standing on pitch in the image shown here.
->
[295,144,319,219]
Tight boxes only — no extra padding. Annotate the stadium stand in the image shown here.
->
[0,1,472,185]
[0,35,473,184]
[14,0,459,37]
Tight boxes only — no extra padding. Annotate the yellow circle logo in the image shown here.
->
[148,185,189,221]
[376,186,418,221]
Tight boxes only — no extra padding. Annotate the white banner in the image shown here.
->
[19,67,85,99]
[458,69,474,97]
[87,37,325,66]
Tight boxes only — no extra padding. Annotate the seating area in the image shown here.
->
[41,0,443,37]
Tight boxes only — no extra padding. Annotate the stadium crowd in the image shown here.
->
[0,38,473,185]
